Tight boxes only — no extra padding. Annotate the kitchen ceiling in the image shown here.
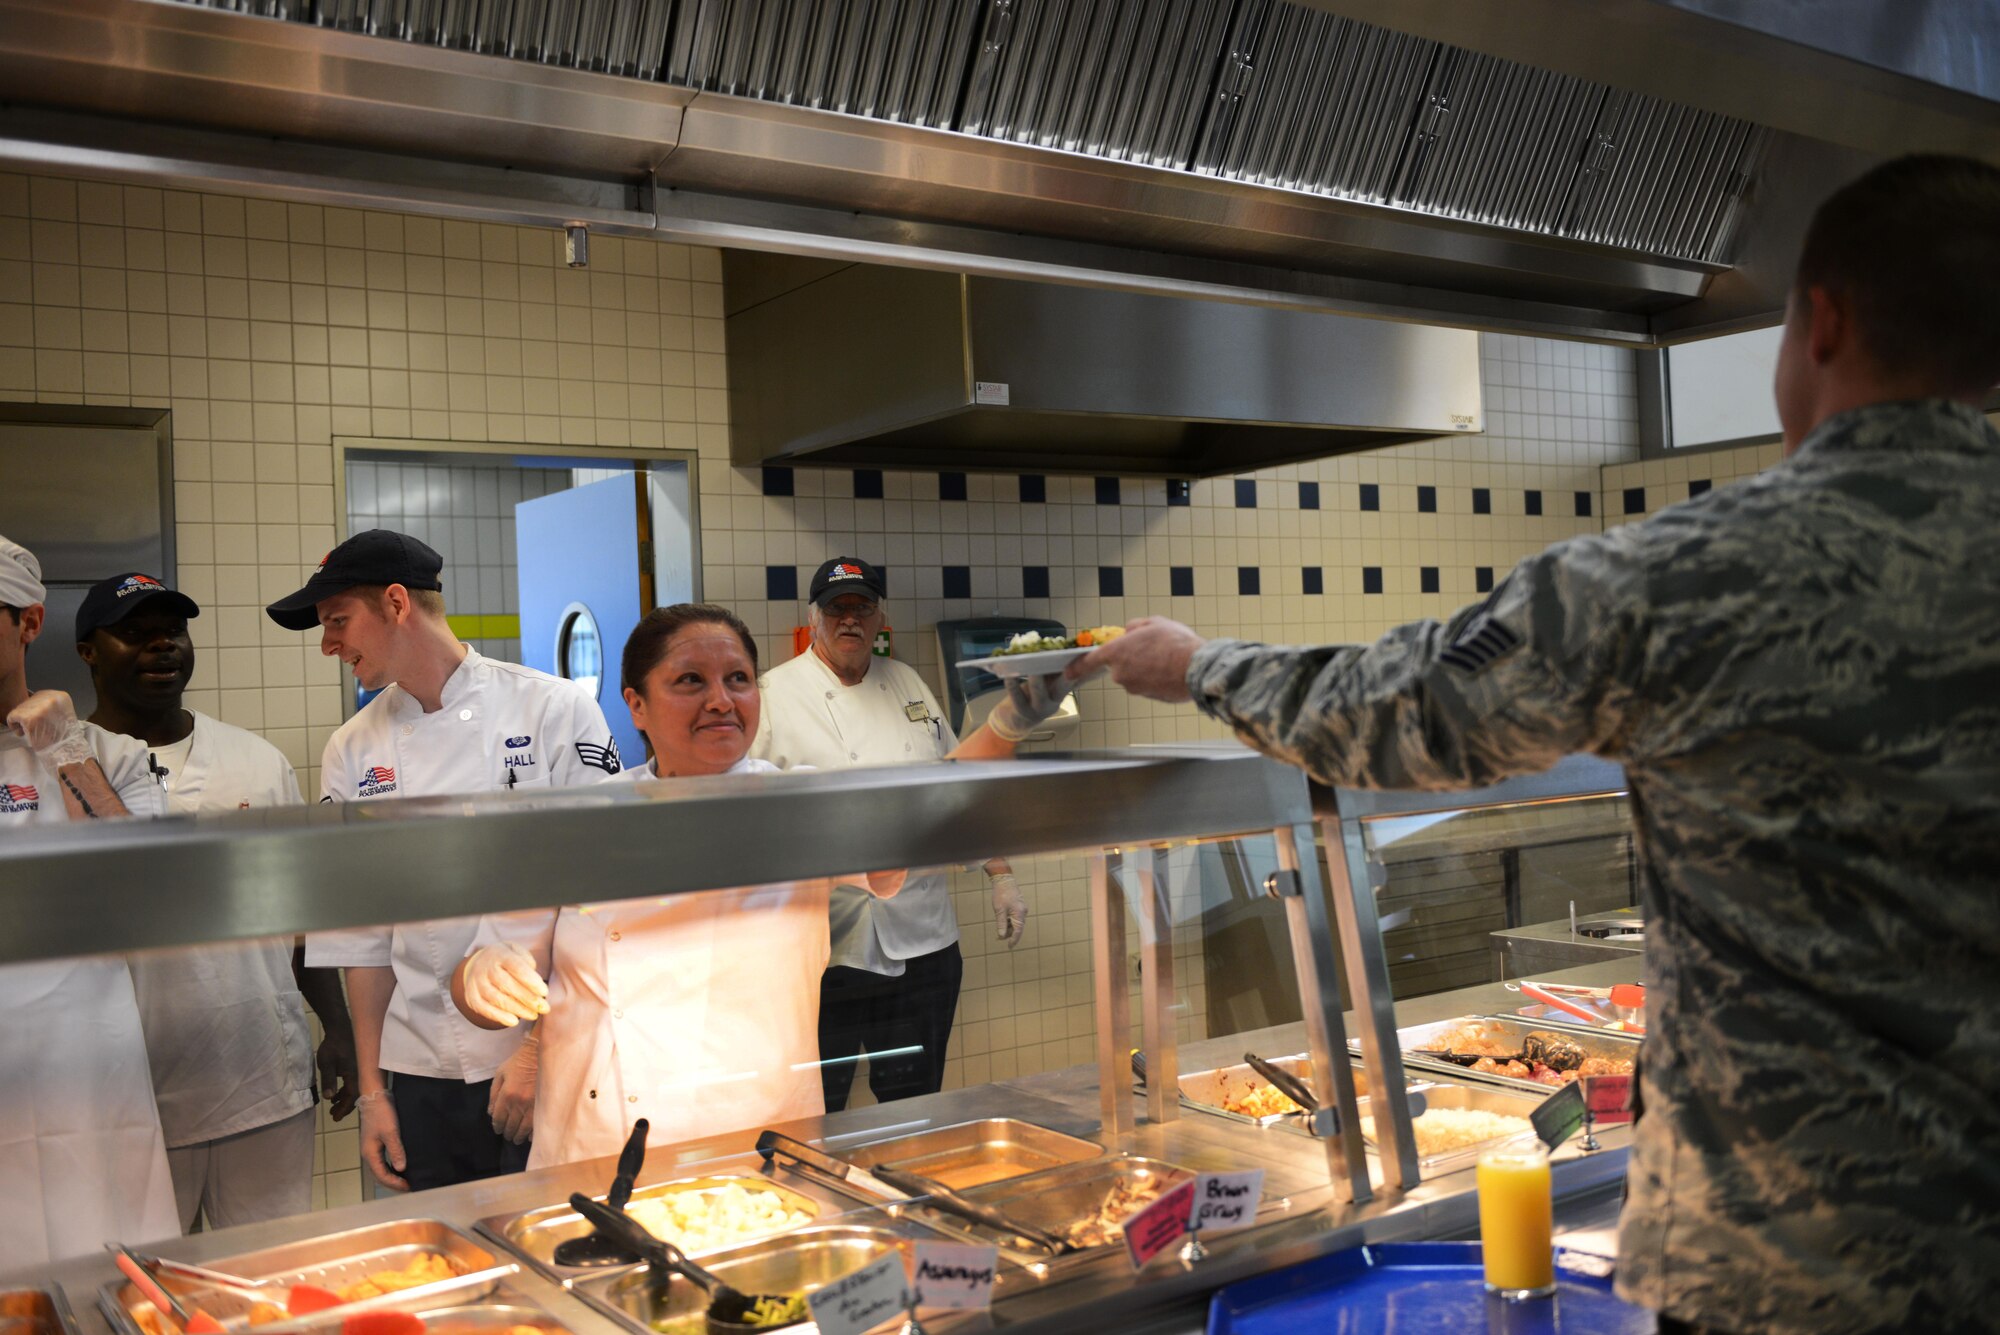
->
[0,0,1991,345]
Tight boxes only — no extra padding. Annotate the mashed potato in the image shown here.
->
[623,1183,812,1254]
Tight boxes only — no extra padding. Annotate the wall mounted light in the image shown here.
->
[564,225,589,268]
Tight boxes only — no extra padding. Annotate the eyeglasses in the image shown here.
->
[821,598,881,621]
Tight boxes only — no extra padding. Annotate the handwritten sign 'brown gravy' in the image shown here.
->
[1191,1169,1265,1233]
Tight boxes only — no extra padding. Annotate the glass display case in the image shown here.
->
[0,748,1638,1335]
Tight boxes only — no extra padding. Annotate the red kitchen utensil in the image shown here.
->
[1519,981,1612,1026]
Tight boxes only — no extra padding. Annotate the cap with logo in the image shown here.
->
[0,534,46,609]
[266,529,445,631]
[75,573,201,640]
[809,556,886,606]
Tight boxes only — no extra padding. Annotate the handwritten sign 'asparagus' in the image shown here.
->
[911,1241,999,1309]
[807,1252,910,1335]
[1190,1169,1265,1233]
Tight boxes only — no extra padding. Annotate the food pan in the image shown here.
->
[1354,1083,1547,1177]
[481,1173,826,1285]
[1,1288,80,1335]
[574,1225,923,1335]
[939,1156,1198,1259]
[1177,1055,1412,1134]
[414,1303,575,1335]
[99,1220,511,1335]
[1378,1016,1638,1093]
[842,1118,1101,1189]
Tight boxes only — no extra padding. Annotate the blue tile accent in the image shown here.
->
[853,469,884,499]
[1476,567,1494,593]
[1019,474,1046,503]
[938,472,967,501]
[1170,567,1194,597]
[1360,483,1380,512]
[1237,566,1260,595]
[1420,566,1440,593]
[1095,476,1121,505]
[942,566,970,598]
[1689,478,1712,497]
[1624,486,1646,515]
[1418,485,1437,513]
[1298,481,1320,510]
[1022,566,1050,598]
[1472,488,1491,515]
[1302,566,1324,595]
[1166,479,1191,506]
[760,466,793,497]
[1362,566,1383,595]
[1235,479,1257,508]
[1575,490,1594,517]
[1524,489,1543,516]
[765,566,799,600]
[1098,566,1124,597]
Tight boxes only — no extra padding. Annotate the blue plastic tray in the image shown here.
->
[1206,1242,1651,1334]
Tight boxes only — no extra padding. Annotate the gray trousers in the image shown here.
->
[167,1105,315,1233]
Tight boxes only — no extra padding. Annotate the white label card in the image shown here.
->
[1190,1169,1265,1233]
[911,1241,999,1310]
[806,1252,911,1335]
[974,380,1011,405]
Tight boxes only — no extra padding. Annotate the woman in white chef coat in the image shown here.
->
[448,603,905,1168]
[0,535,179,1263]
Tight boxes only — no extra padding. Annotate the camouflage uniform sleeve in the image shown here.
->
[1186,531,1652,790]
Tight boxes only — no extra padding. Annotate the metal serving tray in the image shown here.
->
[1379,1016,1639,1094]
[480,1172,828,1285]
[98,1220,511,1335]
[414,1302,575,1335]
[1354,1084,1549,1177]
[939,1156,1199,1260]
[1178,1055,1410,1134]
[842,1118,1101,1189]
[574,1225,926,1335]
[1,1288,81,1335]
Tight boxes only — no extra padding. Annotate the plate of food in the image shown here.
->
[958,625,1124,677]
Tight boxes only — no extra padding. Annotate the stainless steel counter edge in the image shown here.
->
[0,749,1314,966]
[18,963,1643,1333]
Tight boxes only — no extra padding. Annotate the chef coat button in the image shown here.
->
[459,708,472,721]
[614,1008,624,1019]
[588,1089,597,1099]
[401,724,414,736]
[609,930,621,942]
[824,690,834,700]
[849,751,858,760]
[628,1094,638,1103]
[904,743,911,752]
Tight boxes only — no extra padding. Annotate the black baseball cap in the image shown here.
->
[75,572,200,640]
[266,529,444,631]
[809,556,885,606]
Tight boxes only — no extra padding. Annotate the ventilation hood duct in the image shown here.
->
[725,256,1481,476]
[0,0,1990,346]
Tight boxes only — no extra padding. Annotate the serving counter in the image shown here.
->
[0,747,1646,1333]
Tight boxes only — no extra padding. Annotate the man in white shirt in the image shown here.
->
[753,557,1031,1111]
[77,571,358,1230]
[0,535,179,1262]
[268,529,618,1192]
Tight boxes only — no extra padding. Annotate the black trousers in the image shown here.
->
[819,942,963,1112]
[390,1073,531,1193]
[1657,1318,1737,1335]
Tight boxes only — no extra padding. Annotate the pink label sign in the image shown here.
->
[1123,1179,1198,1270]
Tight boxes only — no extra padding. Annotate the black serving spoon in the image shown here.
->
[553,1119,651,1268]
[569,1193,800,1332]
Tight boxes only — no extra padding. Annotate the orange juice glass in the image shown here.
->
[1477,1141,1556,1299]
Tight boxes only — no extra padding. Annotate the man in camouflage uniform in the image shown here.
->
[1075,155,2000,1335]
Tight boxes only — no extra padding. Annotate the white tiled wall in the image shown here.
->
[2,169,1646,1208]
[1601,441,1784,526]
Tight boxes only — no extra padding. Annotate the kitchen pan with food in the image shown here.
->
[569,1196,802,1333]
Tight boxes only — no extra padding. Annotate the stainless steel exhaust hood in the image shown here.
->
[724,256,1481,476]
[0,0,1990,347]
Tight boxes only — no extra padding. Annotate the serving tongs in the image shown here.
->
[1242,1052,1320,1116]
[570,1194,798,1333]
[1411,1030,1589,1073]
[553,1119,651,1268]
[111,1253,340,1317]
[757,1130,1069,1255]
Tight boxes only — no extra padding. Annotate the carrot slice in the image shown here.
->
[286,1287,343,1316]
[186,1312,225,1334]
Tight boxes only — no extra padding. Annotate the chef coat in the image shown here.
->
[475,756,827,1169]
[306,648,618,1082]
[126,710,315,1147]
[751,650,959,973]
[0,725,179,1262]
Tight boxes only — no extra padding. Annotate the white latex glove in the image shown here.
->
[489,1029,538,1145]
[461,943,549,1027]
[6,690,91,766]
[991,872,1028,948]
[357,1090,408,1192]
[986,671,1074,743]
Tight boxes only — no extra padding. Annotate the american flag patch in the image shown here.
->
[1439,615,1523,674]
[359,765,397,790]
[2,783,38,802]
